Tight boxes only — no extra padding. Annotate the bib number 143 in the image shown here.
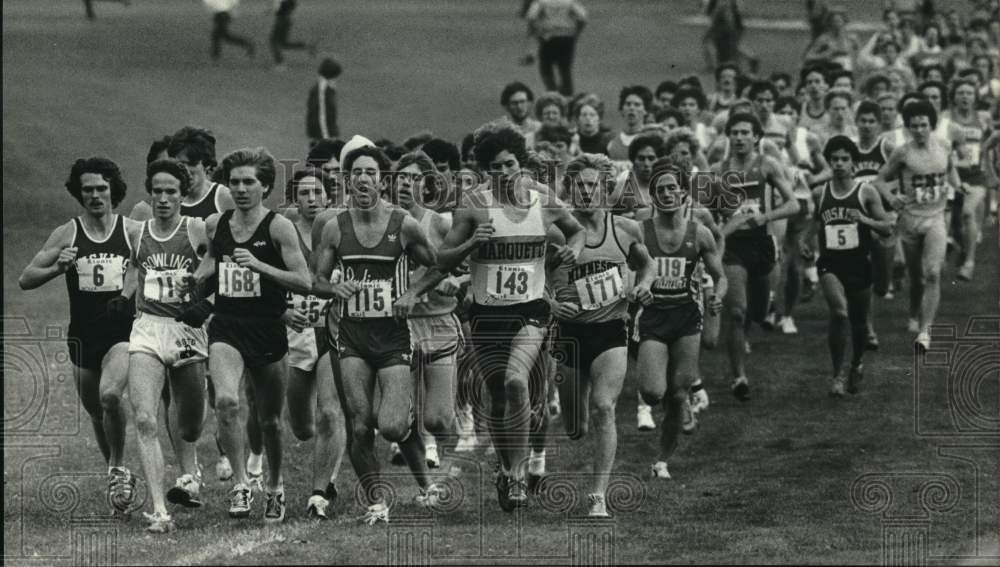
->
[490,265,531,300]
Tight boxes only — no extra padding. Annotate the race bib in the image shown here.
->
[911,173,945,205]
[736,198,762,217]
[289,293,330,327]
[219,261,260,298]
[574,267,624,310]
[76,255,124,292]
[142,269,188,304]
[824,223,860,251]
[488,264,535,301]
[654,257,687,290]
[345,280,393,318]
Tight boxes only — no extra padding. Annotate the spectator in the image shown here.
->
[525,0,588,96]
[205,0,255,61]
[270,0,317,68]
[306,58,341,145]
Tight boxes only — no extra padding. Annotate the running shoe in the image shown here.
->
[865,331,880,352]
[216,456,233,482]
[495,469,514,512]
[731,376,750,401]
[143,511,175,534]
[690,387,710,415]
[264,489,286,524]
[415,483,444,510]
[761,311,778,331]
[508,479,528,509]
[361,502,389,526]
[957,262,975,281]
[650,461,671,479]
[778,316,799,335]
[108,467,136,514]
[587,493,609,517]
[306,494,330,520]
[915,331,931,352]
[847,364,864,394]
[390,442,405,466]
[247,470,264,493]
[636,403,656,431]
[681,398,698,434]
[166,473,203,508]
[228,483,253,518]
[829,374,847,398]
[426,445,440,469]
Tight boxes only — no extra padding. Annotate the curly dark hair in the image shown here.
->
[306,138,347,167]
[285,166,334,203]
[146,158,193,197]
[473,125,529,171]
[65,157,128,208]
[168,126,218,169]
[421,138,461,171]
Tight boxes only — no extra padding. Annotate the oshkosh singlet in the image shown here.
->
[65,215,132,328]
[136,217,200,318]
[816,180,872,264]
[853,137,888,184]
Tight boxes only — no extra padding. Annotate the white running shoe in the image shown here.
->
[587,493,609,517]
[216,456,233,482]
[425,445,440,469]
[681,398,698,434]
[778,316,799,335]
[306,494,330,520]
[907,318,920,334]
[690,388,710,415]
[390,442,405,466]
[415,483,444,510]
[915,331,931,352]
[829,374,847,398]
[455,406,479,452]
[650,461,671,479]
[361,502,390,526]
[636,404,656,431]
[228,483,253,518]
[143,511,175,534]
[166,473,203,508]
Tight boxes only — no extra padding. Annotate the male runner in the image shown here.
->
[811,137,895,396]
[19,157,138,514]
[124,159,210,532]
[185,147,312,523]
[610,133,665,218]
[799,65,830,135]
[437,124,585,510]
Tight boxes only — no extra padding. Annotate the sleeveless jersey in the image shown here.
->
[551,213,630,323]
[897,139,951,217]
[286,223,333,329]
[762,116,790,158]
[853,137,888,184]
[181,183,225,220]
[643,218,700,308]
[708,92,734,114]
[65,215,132,327]
[816,181,872,264]
[136,217,200,318]
[799,101,827,134]
[469,189,548,307]
[410,210,457,317]
[337,209,409,320]
[719,155,772,240]
[213,210,287,318]
[941,112,990,185]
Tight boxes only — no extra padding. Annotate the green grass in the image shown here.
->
[3,0,998,564]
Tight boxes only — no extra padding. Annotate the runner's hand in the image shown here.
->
[553,301,581,320]
[629,285,653,306]
[707,294,723,315]
[471,219,495,244]
[435,276,461,296]
[393,290,418,320]
[282,308,308,332]
[232,248,262,271]
[56,246,78,272]
[175,298,214,328]
[553,244,578,265]
[330,280,360,300]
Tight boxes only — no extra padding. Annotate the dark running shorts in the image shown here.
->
[723,235,778,278]
[209,315,287,367]
[468,299,551,377]
[638,302,703,346]
[338,317,412,370]
[67,320,132,371]
[553,319,627,370]
[818,258,873,294]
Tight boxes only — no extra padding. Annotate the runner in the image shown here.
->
[633,160,726,479]
[18,157,138,514]
[876,100,961,350]
[799,65,830,135]
[437,124,585,511]
[607,85,653,163]
[124,159,210,533]
[548,153,650,515]
[312,145,447,525]
[815,90,859,145]
[610,133,665,218]
[810,136,895,396]
[183,147,313,523]
[711,112,799,400]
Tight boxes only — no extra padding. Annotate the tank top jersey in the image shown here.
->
[708,92,734,114]
[469,189,548,307]
[551,213,630,323]
[65,214,132,329]
[643,218,700,308]
[799,101,828,134]
[853,137,888,184]
[693,122,714,153]
[337,209,409,320]
[136,217,200,318]
[816,181,872,264]
[940,112,990,185]
[762,116,791,159]
[718,155,772,241]
[213,210,287,319]
[181,183,225,220]
[410,210,458,317]
[286,223,334,329]
[897,139,951,217]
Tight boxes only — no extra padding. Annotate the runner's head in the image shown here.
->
[824,89,854,128]
[656,106,684,131]
[901,99,937,144]
[671,87,707,126]
[563,153,614,211]
[715,63,740,94]
[220,147,277,210]
[918,62,945,84]
[146,135,172,164]
[146,158,192,221]
[536,124,573,163]
[168,126,217,190]
[725,112,763,156]
[862,73,892,101]
[392,151,435,210]
[770,72,792,96]
[629,133,666,184]
[618,85,653,129]
[664,127,700,166]
[474,124,529,192]
[800,65,828,99]
[918,80,947,113]
[307,138,347,201]
[535,92,568,128]
[748,81,779,121]
[286,167,331,221]
[822,135,859,179]
[500,81,534,123]
[421,138,461,211]
[775,95,800,123]
[876,92,899,130]
[65,157,127,215]
[949,78,978,112]
[421,138,461,175]
[655,80,678,110]
[571,93,604,136]
[829,70,854,93]
[855,101,882,141]
[343,145,391,210]
[649,157,689,213]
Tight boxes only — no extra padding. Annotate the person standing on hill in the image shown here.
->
[271,0,317,68]
[205,0,255,62]
[525,0,588,96]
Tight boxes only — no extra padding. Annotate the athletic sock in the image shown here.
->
[805,266,819,283]
[528,449,546,476]
[690,381,704,393]
[247,453,263,475]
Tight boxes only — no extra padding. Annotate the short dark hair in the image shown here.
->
[769,72,792,87]
[823,135,860,162]
[146,158,192,197]
[918,62,945,81]
[861,73,892,98]
[628,133,666,163]
[901,99,938,129]
[897,92,926,113]
[678,75,703,92]
[402,131,434,151]
[501,81,534,106]
[655,80,678,98]
[318,57,342,79]
[649,156,690,195]
[285,167,333,203]
[219,147,277,197]
[824,89,854,109]
[655,106,685,124]
[855,100,881,121]
[535,92,568,120]
[146,135,172,165]
[343,145,392,176]
[725,112,763,137]
[306,138,347,167]
[65,157,128,208]
[168,126,217,169]
[570,93,605,119]
[671,87,708,111]
[829,69,854,87]
[799,64,828,85]
[536,124,573,146]
[715,63,740,80]
[474,125,529,170]
[618,85,653,111]
[421,138,461,171]
[374,138,405,162]
[748,80,779,101]
[775,95,800,115]
[460,133,476,162]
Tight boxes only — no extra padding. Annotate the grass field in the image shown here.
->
[3,0,999,565]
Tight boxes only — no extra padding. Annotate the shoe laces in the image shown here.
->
[231,485,252,507]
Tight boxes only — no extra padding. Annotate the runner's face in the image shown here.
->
[657,91,673,109]
[507,92,531,122]
[577,105,600,134]
[954,84,976,110]
[349,155,381,209]
[488,150,521,190]
[879,100,897,128]
[175,149,207,189]
[394,163,423,209]
[79,173,112,215]
[150,172,183,220]
[856,113,880,140]
[718,69,737,93]
[632,146,657,182]
[975,58,991,82]
[753,91,774,120]
[829,97,850,126]
[906,115,932,144]
[652,173,685,211]
[228,166,266,210]
[295,175,327,221]
[921,88,942,111]
[828,149,853,179]
[572,168,604,210]
[321,156,343,203]
[833,77,852,92]
[671,142,693,163]
[540,104,562,128]
[621,94,646,127]
[728,122,758,155]
[661,116,680,131]
[806,72,827,97]
[777,104,799,123]
[678,97,700,123]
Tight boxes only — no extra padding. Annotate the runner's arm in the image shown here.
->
[551,201,586,260]
[804,132,832,185]
[437,200,481,272]
[119,218,144,300]
[764,156,800,222]
[255,215,312,294]
[189,214,220,290]
[876,146,906,209]
[400,215,448,298]
[18,222,76,290]
[697,223,727,305]
[856,183,896,237]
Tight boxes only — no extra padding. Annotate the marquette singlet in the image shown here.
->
[469,189,547,306]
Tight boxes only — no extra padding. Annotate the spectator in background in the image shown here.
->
[804,8,859,71]
[306,138,346,201]
[570,93,612,155]
[525,0,588,96]
[535,92,569,129]
[306,58,341,146]
[500,81,541,137]
[708,63,741,113]
[205,0,255,62]
[607,85,653,162]
[270,0,317,68]
[654,81,679,113]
